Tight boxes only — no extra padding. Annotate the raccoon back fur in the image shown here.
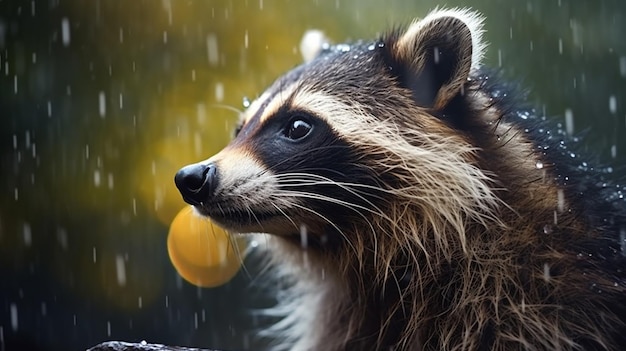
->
[175,8,626,351]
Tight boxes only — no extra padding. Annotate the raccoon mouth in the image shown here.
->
[195,205,282,228]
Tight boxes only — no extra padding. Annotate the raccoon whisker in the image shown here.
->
[275,190,380,257]
[277,190,388,227]
[216,202,226,218]
[209,103,244,115]
[276,177,454,262]
[268,145,352,171]
[272,172,391,209]
[276,182,391,204]
[274,173,393,195]
[287,202,359,256]
[275,178,389,212]
[244,202,264,231]
[494,126,522,149]
[222,226,253,279]
[282,166,352,179]
[275,189,376,219]
[271,201,300,232]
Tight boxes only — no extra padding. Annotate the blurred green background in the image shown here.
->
[1,0,625,350]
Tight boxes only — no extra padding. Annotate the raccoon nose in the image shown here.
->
[174,163,217,206]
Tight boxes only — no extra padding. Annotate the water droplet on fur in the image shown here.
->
[242,96,251,108]
[367,44,375,50]
[336,44,350,52]
[535,161,544,169]
[543,224,553,234]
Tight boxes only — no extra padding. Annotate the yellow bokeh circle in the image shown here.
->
[168,206,246,287]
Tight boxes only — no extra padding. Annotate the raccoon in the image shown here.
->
[175,8,626,351]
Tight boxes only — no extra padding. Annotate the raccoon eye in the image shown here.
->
[284,118,312,140]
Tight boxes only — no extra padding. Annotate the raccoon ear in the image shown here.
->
[384,8,485,110]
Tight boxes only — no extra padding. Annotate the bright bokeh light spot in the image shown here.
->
[168,206,246,287]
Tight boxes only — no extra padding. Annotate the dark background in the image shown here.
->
[1,1,625,350]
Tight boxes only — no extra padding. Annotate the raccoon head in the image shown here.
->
[175,9,497,245]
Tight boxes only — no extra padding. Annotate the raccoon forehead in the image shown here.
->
[288,87,427,140]
[241,45,383,126]
[241,61,314,125]
[241,82,387,138]
[241,83,299,125]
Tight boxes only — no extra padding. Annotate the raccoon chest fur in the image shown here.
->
[175,8,626,351]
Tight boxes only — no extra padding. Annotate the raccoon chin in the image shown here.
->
[201,207,308,237]
[197,207,278,231]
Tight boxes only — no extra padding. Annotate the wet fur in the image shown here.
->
[182,8,626,351]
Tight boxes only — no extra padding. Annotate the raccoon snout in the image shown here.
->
[174,162,217,206]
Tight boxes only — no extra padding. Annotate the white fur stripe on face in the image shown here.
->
[242,83,299,125]
[241,90,271,125]
[207,147,276,203]
[289,88,385,140]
